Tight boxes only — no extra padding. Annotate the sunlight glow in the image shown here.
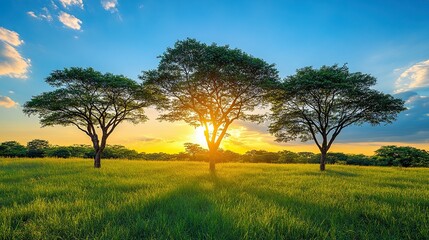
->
[194,126,207,147]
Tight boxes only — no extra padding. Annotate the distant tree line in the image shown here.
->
[1,140,428,168]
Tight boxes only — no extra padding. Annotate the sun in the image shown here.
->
[193,126,208,147]
[192,124,215,148]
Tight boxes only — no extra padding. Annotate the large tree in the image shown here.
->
[23,67,154,168]
[141,39,279,171]
[269,64,405,171]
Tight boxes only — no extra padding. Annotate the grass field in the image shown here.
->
[0,158,428,239]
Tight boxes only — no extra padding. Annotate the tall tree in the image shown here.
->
[141,39,279,171]
[269,64,405,171]
[23,67,154,168]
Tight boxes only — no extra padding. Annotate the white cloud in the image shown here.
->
[0,96,18,108]
[0,27,30,79]
[27,8,53,21]
[59,0,84,9]
[0,27,23,47]
[58,12,82,30]
[8,90,14,94]
[395,60,429,93]
[51,0,59,10]
[27,11,37,18]
[101,0,118,12]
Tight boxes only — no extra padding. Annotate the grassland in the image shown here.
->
[0,158,428,239]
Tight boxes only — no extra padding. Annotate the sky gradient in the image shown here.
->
[1,0,429,155]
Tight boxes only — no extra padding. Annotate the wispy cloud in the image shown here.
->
[137,136,162,142]
[51,0,59,10]
[58,12,82,30]
[0,27,31,79]
[27,7,53,21]
[27,11,37,18]
[0,96,18,108]
[395,60,429,93]
[59,0,84,9]
[101,0,118,12]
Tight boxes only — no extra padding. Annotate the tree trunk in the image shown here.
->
[209,158,215,172]
[94,134,107,169]
[209,149,216,172]
[320,151,326,171]
[94,150,101,168]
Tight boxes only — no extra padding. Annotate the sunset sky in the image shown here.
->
[1,0,429,155]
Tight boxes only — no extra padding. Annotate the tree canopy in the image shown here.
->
[23,67,155,168]
[374,145,429,167]
[269,64,406,171]
[27,139,50,158]
[0,141,27,157]
[140,38,279,171]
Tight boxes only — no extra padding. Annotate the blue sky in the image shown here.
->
[1,0,429,154]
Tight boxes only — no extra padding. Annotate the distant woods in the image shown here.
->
[1,140,428,168]
[22,39,406,170]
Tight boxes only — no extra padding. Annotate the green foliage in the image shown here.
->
[67,144,93,158]
[1,159,428,239]
[217,149,241,163]
[296,152,318,163]
[141,39,279,169]
[27,139,50,158]
[242,150,280,163]
[269,64,406,170]
[0,141,27,157]
[102,145,140,159]
[184,143,207,161]
[23,67,155,167]
[47,146,72,158]
[374,145,429,167]
[277,150,299,163]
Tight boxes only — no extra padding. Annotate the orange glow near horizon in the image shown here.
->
[1,108,428,156]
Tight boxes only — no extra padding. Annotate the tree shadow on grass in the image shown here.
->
[206,174,426,240]
[100,181,245,239]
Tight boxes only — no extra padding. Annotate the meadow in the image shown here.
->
[0,158,428,239]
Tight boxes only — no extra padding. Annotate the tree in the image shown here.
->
[277,150,299,163]
[27,139,50,158]
[23,67,155,168]
[141,39,279,171]
[242,150,280,163]
[0,141,27,157]
[296,152,317,163]
[48,146,72,158]
[374,145,429,167]
[102,145,140,159]
[184,142,206,161]
[269,64,405,171]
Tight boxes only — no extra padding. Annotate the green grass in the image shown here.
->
[0,158,428,239]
